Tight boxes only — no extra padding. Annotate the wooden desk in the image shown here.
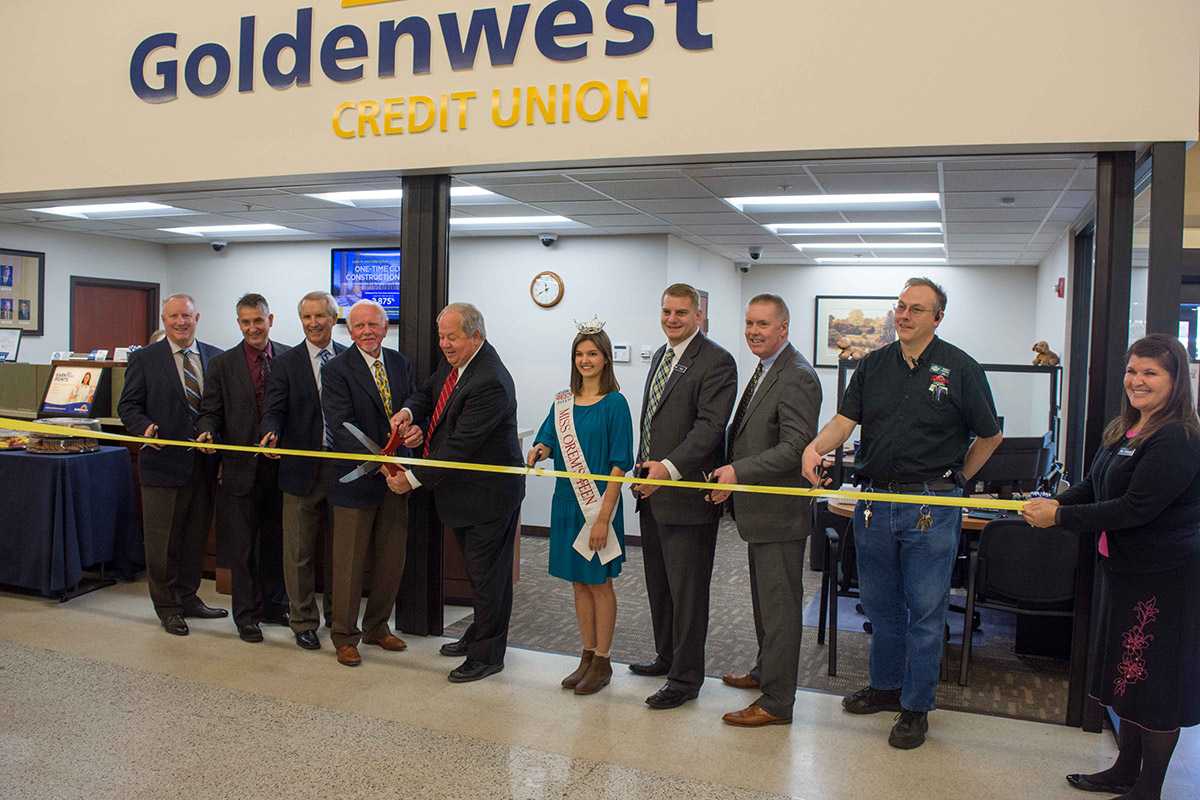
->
[827,497,997,530]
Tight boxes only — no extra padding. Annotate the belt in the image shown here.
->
[865,479,956,493]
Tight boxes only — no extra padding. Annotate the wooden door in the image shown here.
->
[70,278,159,353]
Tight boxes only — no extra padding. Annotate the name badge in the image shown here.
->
[1117,448,1136,457]
[673,364,688,374]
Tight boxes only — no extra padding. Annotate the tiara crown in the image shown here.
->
[574,315,606,334]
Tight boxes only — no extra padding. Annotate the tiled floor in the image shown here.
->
[0,578,1194,799]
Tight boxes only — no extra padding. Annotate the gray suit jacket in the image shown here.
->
[639,332,737,526]
[726,342,822,543]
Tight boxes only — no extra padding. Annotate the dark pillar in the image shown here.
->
[1145,142,1187,336]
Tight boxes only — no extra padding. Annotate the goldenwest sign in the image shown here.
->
[129,1,713,137]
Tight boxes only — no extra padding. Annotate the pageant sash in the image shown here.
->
[553,390,622,565]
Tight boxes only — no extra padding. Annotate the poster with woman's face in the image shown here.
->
[42,366,102,415]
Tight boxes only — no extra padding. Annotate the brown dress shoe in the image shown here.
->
[337,645,361,666]
[362,634,407,651]
[574,655,612,695]
[562,650,595,689]
[722,704,791,727]
[722,672,760,689]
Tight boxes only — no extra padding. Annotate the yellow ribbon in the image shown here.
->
[0,416,1027,512]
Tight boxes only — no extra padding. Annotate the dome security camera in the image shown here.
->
[211,241,227,252]
[748,246,763,261]
[539,233,558,247]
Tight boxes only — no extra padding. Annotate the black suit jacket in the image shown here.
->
[321,345,417,510]
[118,338,223,488]
[260,340,347,496]
[404,340,526,528]
[638,332,737,525]
[196,340,290,497]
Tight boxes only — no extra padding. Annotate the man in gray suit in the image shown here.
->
[708,294,821,726]
[631,283,737,709]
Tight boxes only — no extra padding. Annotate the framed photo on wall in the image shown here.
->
[813,295,896,367]
[0,248,45,337]
[697,289,710,334]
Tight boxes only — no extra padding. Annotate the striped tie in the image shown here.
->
[638,347,674,462]
[180,348,202,418]
[319,349,333,448]
[372,360,393,417]
[423,367,459,458]
[730,362,763,436]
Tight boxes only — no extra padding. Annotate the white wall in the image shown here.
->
[1033,232,1071,454]
[0,222,167,363]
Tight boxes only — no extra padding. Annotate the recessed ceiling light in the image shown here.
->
[769,222,942,234]
[307,187,497,206]
[158,224,295,236]
[812,256,948,264]
[726,193,940,212]
[30,202,180,219]
[794,242,945,251]
[450,216,576,227]
[999,196,1017,206]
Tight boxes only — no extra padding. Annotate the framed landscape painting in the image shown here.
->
[813,295,896,367]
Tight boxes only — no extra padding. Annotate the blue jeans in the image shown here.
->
[853,486,962,712]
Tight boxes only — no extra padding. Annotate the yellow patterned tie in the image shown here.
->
[372,360,393,417]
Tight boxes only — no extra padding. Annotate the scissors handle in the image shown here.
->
[379,425,407,477]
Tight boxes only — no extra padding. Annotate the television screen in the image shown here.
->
[331,248,400,321]
[41,365,103,416]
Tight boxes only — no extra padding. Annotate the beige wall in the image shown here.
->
[2,0,1198,198]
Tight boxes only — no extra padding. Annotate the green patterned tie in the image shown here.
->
[372,360,393,417]
[638,347,675,462]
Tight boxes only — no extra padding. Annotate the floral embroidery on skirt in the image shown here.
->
[1114,597,1159,696]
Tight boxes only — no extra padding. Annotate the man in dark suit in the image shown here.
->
[197,293,290,643]
[707,294,821,727]
[118,293,225,635]
[260,291,346,650]
[321,300,418,667]
[386,302,526,683]
[630,283,737,709]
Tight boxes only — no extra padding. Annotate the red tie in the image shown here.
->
[423,367,458,458]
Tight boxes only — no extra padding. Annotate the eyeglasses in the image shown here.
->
[893,302,936,316]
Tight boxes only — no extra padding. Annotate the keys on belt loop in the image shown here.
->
[862,486,873,528]
[917,483,933,532]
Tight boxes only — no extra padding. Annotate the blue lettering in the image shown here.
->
[535,0,592,63]
[605,0,653,57]
[321,24,369,83]
[438,5,530,71]
[184,43,232,98]
[666,0,713,51]
[238,16,255,92]
[129,32,178,104]
[263,7,313,89]
[378,17,432,77]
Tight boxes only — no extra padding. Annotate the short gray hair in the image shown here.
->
[438,302,486,338]
[902,277,947,314]
[162,293,196,310]
[348,299,387,324]
[297,291,339,320]
[747,293,789,322]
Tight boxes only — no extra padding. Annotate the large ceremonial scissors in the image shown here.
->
[339,421,408,483]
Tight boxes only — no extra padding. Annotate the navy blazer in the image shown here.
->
[261,339,347,497]
[118,338,223,488]
[321,345,417,509]
[404,340,526,528]
[196,340,290,497]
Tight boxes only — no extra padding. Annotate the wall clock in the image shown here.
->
[530,270,564,308]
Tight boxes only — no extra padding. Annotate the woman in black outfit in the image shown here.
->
[1023,334,1200,800]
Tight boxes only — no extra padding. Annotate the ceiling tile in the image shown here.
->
[489,183,607,202]
[942,170,1080,192]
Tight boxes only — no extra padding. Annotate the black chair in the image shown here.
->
[815,499,856,676]
[958,518,1078,685]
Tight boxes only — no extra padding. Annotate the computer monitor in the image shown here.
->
[972,431,1054,499]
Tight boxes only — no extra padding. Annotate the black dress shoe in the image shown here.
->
[645,685,699,709]
[448,660,504,683]
[238,623,263,643]
[628,658,670,676]
[1065,774,1135,794]
[181,601,228,619]
[161,615,189,636]
[295,630,321,650]
[439,637,469,657]
[261,609,290,626]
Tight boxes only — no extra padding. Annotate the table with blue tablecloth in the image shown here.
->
[0,446,143,597]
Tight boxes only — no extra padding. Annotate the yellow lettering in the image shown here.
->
[408,96,435,133]
[439,94,449,132]
[526,85,556,125]
[451,91,476,130]
[358,101,381,136]
[576,81,611,122]
[491,88,520,127]
[617,78,649,119]
[562,83,571,123]
[333,101,357,139]
[383,97,404,135]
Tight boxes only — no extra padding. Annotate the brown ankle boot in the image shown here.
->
[574,654,612,695]
[562,650,594,688]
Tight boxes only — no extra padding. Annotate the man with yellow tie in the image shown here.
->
[320,299,419,667]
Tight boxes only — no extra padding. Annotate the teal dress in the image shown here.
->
[534,391,634,584]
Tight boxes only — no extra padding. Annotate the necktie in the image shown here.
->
[256,350,271,413]
[372,360,393,417]
[423,367,459,458]
[180,348,202,418]
[638,347,675,462]
[318,349,333,449]
[730,362,764,437]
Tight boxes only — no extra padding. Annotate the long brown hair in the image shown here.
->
[570,330,619,396]
[1103,333,1200,447]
